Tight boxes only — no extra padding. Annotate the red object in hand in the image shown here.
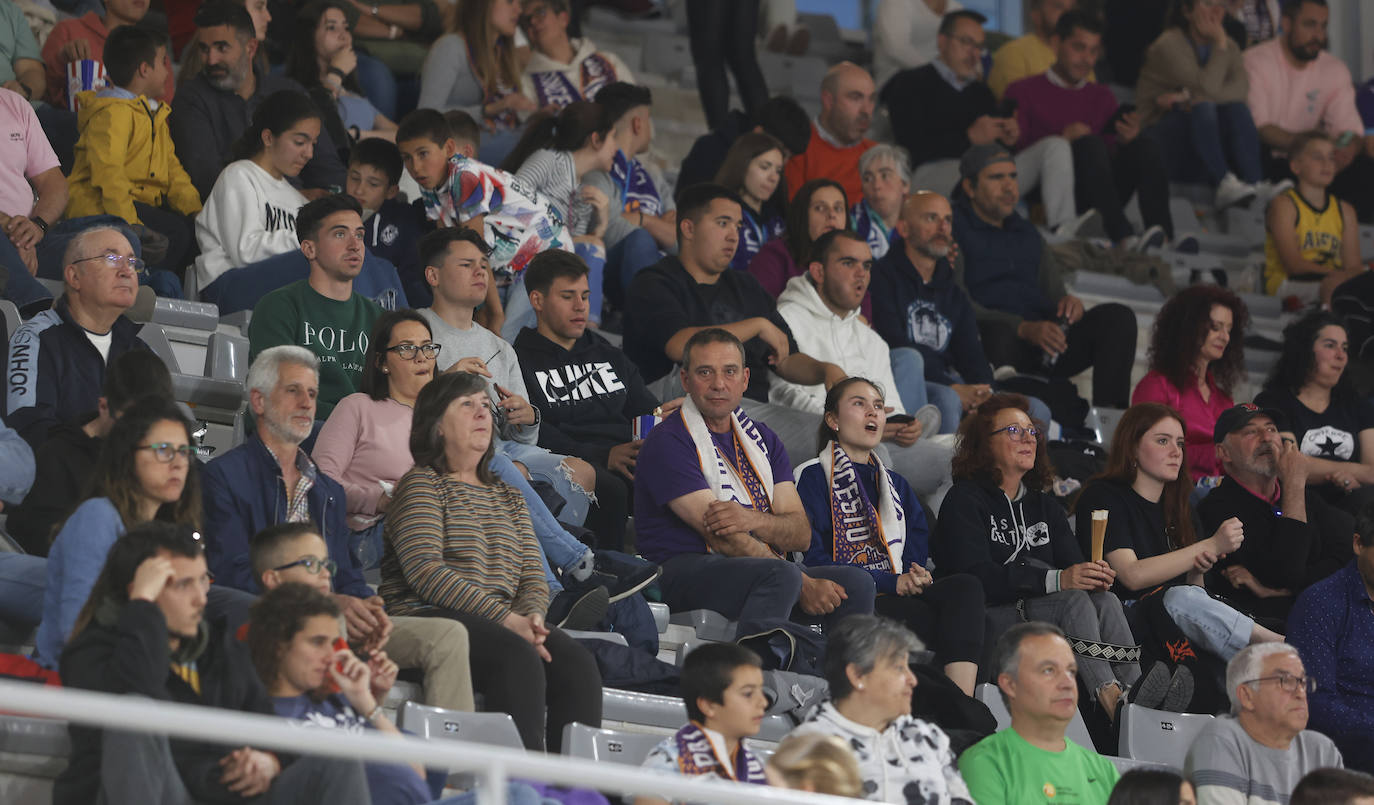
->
[325,637,349,694]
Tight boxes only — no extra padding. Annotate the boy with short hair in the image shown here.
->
[1264,130,1366,307]
[395,108,571,331]
[345,138,431,306]
[65,24,201,279]
[248,522,476,714]
[637,643,769,799]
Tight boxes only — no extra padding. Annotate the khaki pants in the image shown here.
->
[387,615,475,712]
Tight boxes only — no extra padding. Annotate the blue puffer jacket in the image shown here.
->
[201,434,372,598]
[4,297,148,449]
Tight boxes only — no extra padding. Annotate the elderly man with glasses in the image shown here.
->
[4,224,150,450]
[1186,643,1343,805]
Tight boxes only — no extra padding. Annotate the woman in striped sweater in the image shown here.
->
[379,371,603,752]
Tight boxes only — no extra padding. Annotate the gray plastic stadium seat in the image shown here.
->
[562,722,663,765]
[563,629,628,647]
[1109,755,1171,774]
[647,602,669,634]
[0,715,70,803]
[669,609,736,642]
[396,702,524,750]
[641,33,692,80]
[137,322,182,374]
[1118,704,1214,769]
[203,330,249,382]
[975,683,1095,750]
[601,688,794,742]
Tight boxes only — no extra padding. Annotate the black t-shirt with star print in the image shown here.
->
[1256,387,1374,465]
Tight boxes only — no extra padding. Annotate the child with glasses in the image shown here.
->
[249,521,475,715]
[934,393,1193,723]
[34,397,202,669]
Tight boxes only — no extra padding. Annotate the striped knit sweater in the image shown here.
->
[380,466,550,620]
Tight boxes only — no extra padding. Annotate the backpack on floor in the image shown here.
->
[735,618,827,677]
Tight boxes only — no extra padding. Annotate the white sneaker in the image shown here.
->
[1052,208,1104,240]
[1123,224,1167,253]
[1256,178,1294,206]
[911,404,942,440]
[1215,173,1258,210]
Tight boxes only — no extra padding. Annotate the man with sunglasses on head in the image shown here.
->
[203,347,475,713]
[4,224,149,450]
[1186,644,1342,805]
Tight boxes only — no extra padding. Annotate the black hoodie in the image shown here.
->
[6,418,101,555]
[513,327,661,466]
[932,478,1084,605]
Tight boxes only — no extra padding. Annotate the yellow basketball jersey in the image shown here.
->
[1264,187,1344,295]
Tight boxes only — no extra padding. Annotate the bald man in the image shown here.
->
[783,62,876,204]
[871,191,1050,432]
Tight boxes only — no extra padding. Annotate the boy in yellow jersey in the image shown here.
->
[1265,131,1365,307]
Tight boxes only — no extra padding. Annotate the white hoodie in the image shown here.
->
[772,274,906,415]
[194,159,308,289]
[520,37,634,107]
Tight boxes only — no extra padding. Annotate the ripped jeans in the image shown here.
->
[496,439,596,527]
[490,451,593,594]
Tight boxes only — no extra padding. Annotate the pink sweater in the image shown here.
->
[1131,370,1233,480]
[1004,73,1120,151]
[312,394,415,530]
[1243,39,1362,140]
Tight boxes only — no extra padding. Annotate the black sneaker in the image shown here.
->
[547,584,609,630]
[1159,666,1194,713]
[1128,661,1173,710]
[589,552,662,603]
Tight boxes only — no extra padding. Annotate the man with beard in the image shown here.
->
[1199,403,1352,624]
[950,144,1137,411]
[1244,0,1374,219]
[783,62,876,205]
[170,2,345,200]
[872,191,1051,434]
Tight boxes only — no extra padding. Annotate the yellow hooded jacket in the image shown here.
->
[65,89,202,225]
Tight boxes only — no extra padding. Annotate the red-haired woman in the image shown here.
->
[1132,285,1249,481]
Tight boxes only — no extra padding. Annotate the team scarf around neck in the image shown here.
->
[530,51,616,108]
[609,150,663,216]
[681,397,775,526]
[672,722,767,784]
[819,440,906,573]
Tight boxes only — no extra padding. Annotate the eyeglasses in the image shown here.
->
[72,253,147,275]
[1243,673,1318,695]
[137,442,197,462]
[386,342,442,360]
[990,424,1040,441]
[950,34,987,52]
[272,556,337,576]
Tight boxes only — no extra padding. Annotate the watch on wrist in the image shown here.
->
[370,5,380,16]
[30,215,47,234]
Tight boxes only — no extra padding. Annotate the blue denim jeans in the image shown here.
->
[1161,584,1253,661]
[0,552,45,627]
[889,347,1053,433]
[606,227,661,307]
[497,438,593,527]
[490,452,595,594]
[354,51,398,121]
[1150,102,1263,185]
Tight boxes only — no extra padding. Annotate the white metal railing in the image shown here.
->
[0,680,855,805]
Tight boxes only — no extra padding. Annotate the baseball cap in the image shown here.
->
[1213,403,1287,444]
[959,143,1015,181]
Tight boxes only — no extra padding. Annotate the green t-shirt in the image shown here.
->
[958,728,1119,805]
[248,280,382,420]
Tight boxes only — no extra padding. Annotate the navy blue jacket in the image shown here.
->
[950,197,1062,324]
[365,197,433,308]
[871,239,994,385]
[3,297,147,450]
[201,435,372,598]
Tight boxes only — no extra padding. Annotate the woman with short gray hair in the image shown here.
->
[853,145,912,260]
[788,615,974,804]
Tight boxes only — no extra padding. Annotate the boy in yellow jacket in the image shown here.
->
[66,25,201,282]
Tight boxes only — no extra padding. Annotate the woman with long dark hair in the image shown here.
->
[380,371,602,751]
[1074,402,1283,661]
[1133,284,1249,481]
[193,90,319,292]
[934,393,1188,721]
[748,178,853,308]
[285,1,397,155]
[1257,311,1374,512]
[35,397,202,668]
[795,377,985,696]
[418,0,535,166]
[714,131,788,272]
[1108,768,1196,805]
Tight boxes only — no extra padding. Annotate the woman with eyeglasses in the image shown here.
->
[314,309,629,628]
[933,393,1190,722]
[34,396,201,669]
[381,370,602,751]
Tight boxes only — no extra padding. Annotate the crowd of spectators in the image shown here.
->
[0,0,1372,802]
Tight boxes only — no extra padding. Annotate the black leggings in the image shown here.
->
[686,0,769,131]
[420,608,602,752]
[874,573,986,667]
